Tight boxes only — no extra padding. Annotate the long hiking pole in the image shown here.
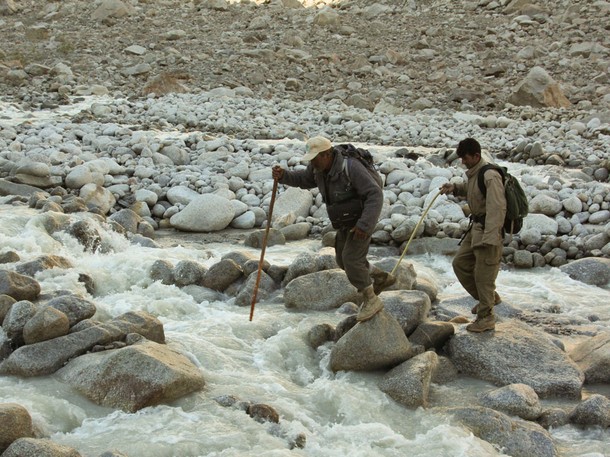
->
[249,177,279,321]
[390,191,441,277]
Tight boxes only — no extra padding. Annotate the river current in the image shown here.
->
[0,203,608,457]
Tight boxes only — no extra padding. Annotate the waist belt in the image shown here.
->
[471,214,486,227]
[459,214,486,246]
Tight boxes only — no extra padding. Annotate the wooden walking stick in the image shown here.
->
[249,177,279,321]
[390,191,441,277]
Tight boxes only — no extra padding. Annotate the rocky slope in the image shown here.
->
[1,0,609,118]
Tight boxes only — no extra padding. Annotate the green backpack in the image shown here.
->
[477,164,528,234]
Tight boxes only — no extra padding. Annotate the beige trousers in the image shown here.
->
[452,231,502,318]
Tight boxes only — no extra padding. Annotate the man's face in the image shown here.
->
[311,150,333,171]
[460,152,481,169]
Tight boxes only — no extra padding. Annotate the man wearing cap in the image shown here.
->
[272,136,392,322]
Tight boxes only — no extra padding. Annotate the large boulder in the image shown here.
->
[569,394,610,427]
[382,290,431,336]
[2,300,37,346]
[284,269,359,311]
[378,351,438,408]
[271,187,313,225]
[22,307,70,345]
[509,66,570,108]
[0,403,33,454]
[56,338,205,412]
[202,259,243,292]
[234,270,277,307]
[569,332,610,383]
[330,310,418,372]
[0,311,164,377]
[559,258,610,287]
[447,320,584,398]
[441,406,558,457]
[1,438,81,457]
[479,383,543,421]
[0,271,41,301]
[44,294,97,326]
[170,194,234,232]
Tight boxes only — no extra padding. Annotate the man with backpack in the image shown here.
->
[271,136,394,322]
[439,138,506,333]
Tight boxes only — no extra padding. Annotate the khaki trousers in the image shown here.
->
[452,231,502,318]
[335,228,373,291]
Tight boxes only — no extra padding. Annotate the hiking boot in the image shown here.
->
[466,315,496,333]
[357,285,384,322]
[471,292,502,314]
[371,269,396,295]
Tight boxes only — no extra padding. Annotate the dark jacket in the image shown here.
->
[279,148,383,234]
[454,158,506,247]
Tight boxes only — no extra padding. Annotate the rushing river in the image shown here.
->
[0,202,609,457]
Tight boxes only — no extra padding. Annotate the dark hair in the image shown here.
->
[456,138,481,158]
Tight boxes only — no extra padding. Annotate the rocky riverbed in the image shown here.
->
[1,0,610,456]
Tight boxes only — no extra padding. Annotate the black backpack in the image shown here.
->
[477,164,528,235]
[334,143,383,188]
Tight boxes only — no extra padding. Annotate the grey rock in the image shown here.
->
[569,332,610,383]
[0,311,164,377]
[479,383,543,421]
[383,290,431,336]
[559,258,610,286]
[379,351,438,408]
[0,271,41,301]
[330,310,417,372]
[447,320,584,398]
[569,394,610,427]
[55,339,204,413]
[409,321,454,350]
[45,294,96,326]
[203,259,243,292]
[0,403,33,454]
[284,269,359,311]
[22,307,70,345]
[2,438,81,457]
[442,406,558,457]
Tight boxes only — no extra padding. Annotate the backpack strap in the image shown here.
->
[477,164,505,197]
[341,156,352,185]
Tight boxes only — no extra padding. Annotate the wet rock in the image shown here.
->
[15,255,73,277]
[0,311,165,377]
[559,258,610,287]
[569,394,610,427]
[0,271,41,301]
[479,383,543,421]
[0,403,33,453]
[382,290,431,336]
[569,332,610,383]
[307,323,335,349]
[330,310,418,372]
[443,406,558,457]
[202,259,243,292]
[409,321,454,350]
[23,307,70,345]
[55,339,205,413]
[447,320,584,398]
[284,269,359,311]
[379,351,438,408]
[247,403,279,424]
[2,300,37,346]
[45,294,96,326]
